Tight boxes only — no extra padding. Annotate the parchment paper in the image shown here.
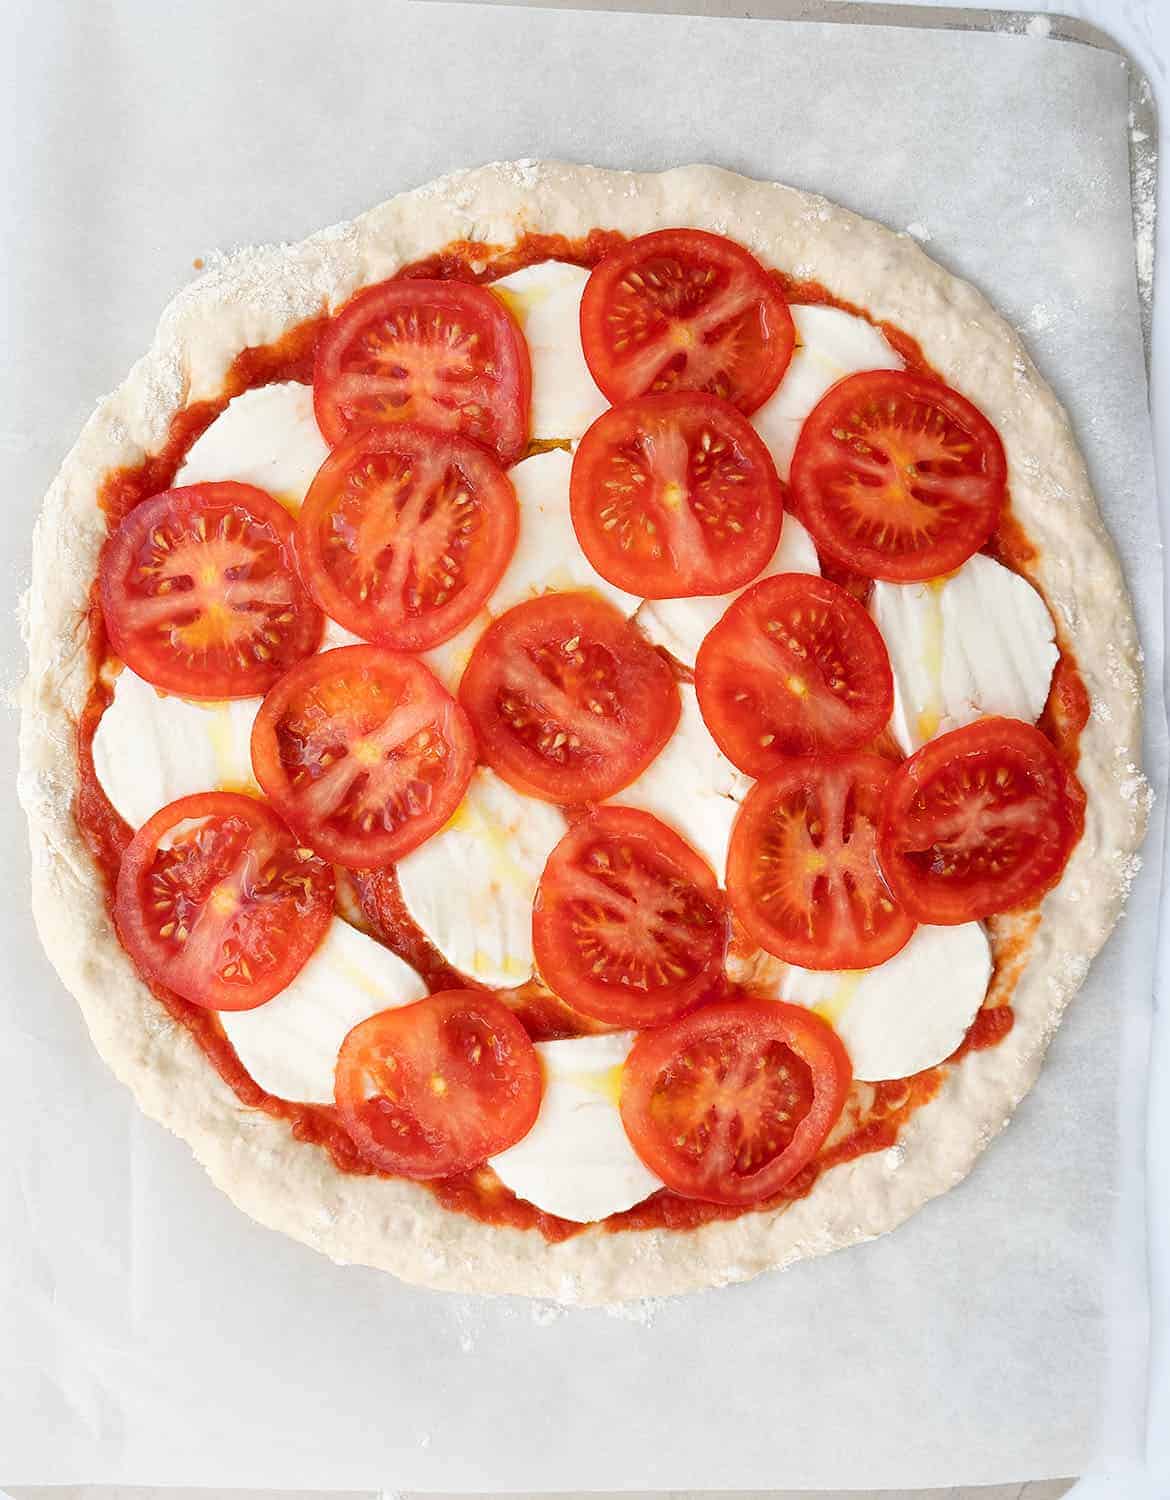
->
[1,1,1163,1489]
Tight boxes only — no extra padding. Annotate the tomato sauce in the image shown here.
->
[74,226,1088,1243]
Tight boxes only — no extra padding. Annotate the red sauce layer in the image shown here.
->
[76,227,1087,1241]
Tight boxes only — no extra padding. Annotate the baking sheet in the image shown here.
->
[0,0,1163,1489]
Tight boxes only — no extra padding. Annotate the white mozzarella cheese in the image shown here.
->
[777,922,993,1082]
[175,382,330,510]
[752,304,904,479]
[220,918,426,1103]
[491,1032,663,1222]
[319,619,364,651]
[635,512,820,669]
[396,768,567,986]
[491,263,607,441]
[609,683,751,877]
[422,615,488,694]
[871,553,1059,752]
[421,447,638,690]
[494,447,639,614]
[92,667,260,828]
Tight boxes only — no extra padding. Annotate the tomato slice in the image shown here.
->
[581,229,794,414]
[620,999,851,1205]
[695,573,893,776]
[458,592,681,803]
[569,392,784,598]
[533,807,727,1027]
[313,278,531,464]
[99,483,323,698]
[251,645,476,868]
[114,791,334,1011]
[877,716,1085,924]
[789,370,1006,582]
[296,424,518,651]
[727,754,915,970]
[334,989,542,1179]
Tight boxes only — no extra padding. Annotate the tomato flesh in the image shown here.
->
[570,392,784,598]
[335,990,542,1179]
[99,483,322,698]
[114,791,334,1010]
[533,807,727,1027]
[251,645,476,868]
[580,229,795,414]
[695,573,893,776]
[313,278,531,464]
[878,716,1085,923]
[459,592,681,803]
[620,999,852,1205]
[296,423,518,651]
[790,370,1006,582]
[727,754,915,970]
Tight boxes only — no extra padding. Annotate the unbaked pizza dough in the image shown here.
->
[18,162,1148,1303]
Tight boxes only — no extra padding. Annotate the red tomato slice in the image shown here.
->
[533,807,727,1027]
[334,990,542,1179]
[313,278,531,464]
[789,370,1007,582]
[99,483,323,699]
[296,424,518,651]
[877,716,1085,924]
[581,229,794,414]
[727,754,915,970]
[695,573,893,776]
[114,791,334,1011]
[569,392,784,598]
[458,592,681,803]
[251,645,476,868]
[620,999,851,1205]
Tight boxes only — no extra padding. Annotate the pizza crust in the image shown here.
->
[18,162,1149,1303]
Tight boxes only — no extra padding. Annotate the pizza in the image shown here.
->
[19,163,1148,1303]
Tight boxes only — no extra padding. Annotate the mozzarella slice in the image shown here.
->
[319,619,364,651]
[491,1032,662,1222]
[220,918,426,1103]
[92,667,260,828]
[494,447,638,614]
[777,922,993,1082]
[396,768,566,986]
[421,447,638,690]
[871,553,1059,752]
[175,382,330,510]
[609,683,750,877]
[635,512,820,669]
[491,263,607,441]
[752,305,904,479]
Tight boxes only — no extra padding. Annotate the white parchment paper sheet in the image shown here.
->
[1,1,1163,1489]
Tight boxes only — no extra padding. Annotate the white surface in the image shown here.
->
[0,1,1164,1494]
[608,682,750,875]
[422,446,638,690]
[872,553,1059,751]
[491,261,608,440]
[220,919,428,1104]
[634,512,819,667]
[92,667,261,826]
[175,380,329,509]
[397,767,567,986]
[778,923,994,1082]
[752,303,903,478]
[490,1032,664,1221]
[490,446,638,615]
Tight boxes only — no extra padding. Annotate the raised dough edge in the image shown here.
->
[18,161,1149,1304]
